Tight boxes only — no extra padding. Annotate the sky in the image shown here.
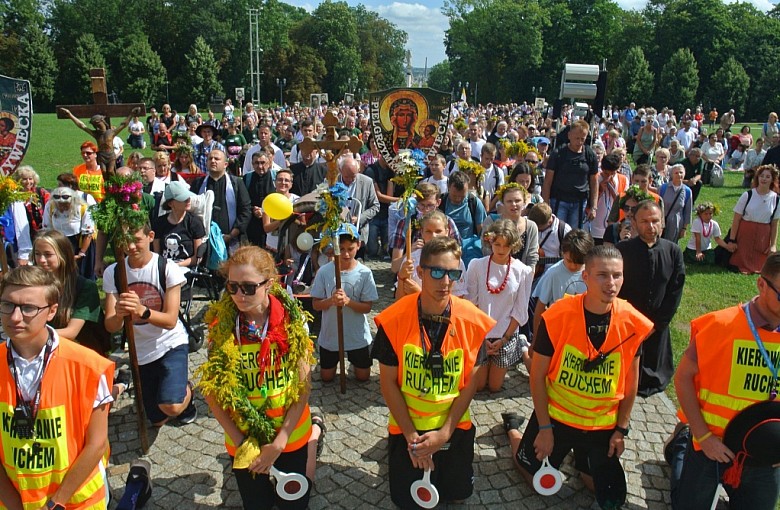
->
[284,0,778,68]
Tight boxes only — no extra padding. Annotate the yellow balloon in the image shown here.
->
[263,193,293,220]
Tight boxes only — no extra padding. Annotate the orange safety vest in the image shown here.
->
[72,164,104,203]
[0,338,113,510]
[542,294,652,430]
[374,293,496,434]
[679,305,780,449]
[224,296,312,457]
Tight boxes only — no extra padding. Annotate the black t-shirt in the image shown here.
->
[372,324,488,367]
[152,213,206,265]
[546,145,598,202]
[534,309,641,358]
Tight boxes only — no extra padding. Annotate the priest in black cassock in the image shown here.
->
[617,200,686,397]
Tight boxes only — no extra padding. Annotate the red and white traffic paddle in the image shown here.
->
[410,468,439,508]
[270,466,309,501]
[532,457,563,496]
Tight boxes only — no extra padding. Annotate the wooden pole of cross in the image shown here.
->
[298,111,362,394]
[56,68,149,453]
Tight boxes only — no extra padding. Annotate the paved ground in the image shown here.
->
[106,259,690,509]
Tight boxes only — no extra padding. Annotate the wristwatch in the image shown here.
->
[140,306,152,320]
[45,501,65,510]
[614,425,630,437]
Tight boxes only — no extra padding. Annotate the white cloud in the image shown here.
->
[374,2,449,67]
[615,0,776,10]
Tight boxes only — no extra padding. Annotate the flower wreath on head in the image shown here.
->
[173,144,194,158]
[196,283,314,447]
[618,184,654,208]
[458,159,485,182]
[695,201,720,217]
[494,181,526,202]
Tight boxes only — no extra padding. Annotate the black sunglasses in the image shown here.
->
[52,194,72,201]
[421,266,463,281]
[621,204,637,214]
[762,276,780,301]
[225,279,270,296]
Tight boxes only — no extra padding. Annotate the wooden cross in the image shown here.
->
[297,110,362,394]
[57,68,146,176]
[57,68,146,124]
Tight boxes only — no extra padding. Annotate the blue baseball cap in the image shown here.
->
[335,223,359,240]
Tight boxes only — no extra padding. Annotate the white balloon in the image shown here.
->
[296,232,314,251]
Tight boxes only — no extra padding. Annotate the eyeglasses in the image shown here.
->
[81,151,95,156]
[621,204,637,214]
[52,194,72,201]
[0,301,50,318]
[225,279,270,296]
[762,276,780,301]
[421,266,463,280]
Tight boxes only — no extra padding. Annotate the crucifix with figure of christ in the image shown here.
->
[57,68,150,452]
[298,111,362,394]
[56,68,145,177]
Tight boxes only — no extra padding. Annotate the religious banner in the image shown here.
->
[369,87,451,166]
[0,75,32,176]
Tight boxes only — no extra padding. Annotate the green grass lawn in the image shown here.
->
[16,114,770,403]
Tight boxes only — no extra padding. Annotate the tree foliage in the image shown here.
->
[181,36,223,106]
[612,47,654,107]
[656,48,699,113]
[66,34,107,103]
[117,36,166,105]
[427,61,452,92]
[17,27,57,107]
[709,57,750,117]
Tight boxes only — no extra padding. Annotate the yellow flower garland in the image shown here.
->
[196,283,315,446]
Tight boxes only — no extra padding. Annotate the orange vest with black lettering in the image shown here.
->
[0,338,113,510]
[679,305,780,449]
[72,164,104,203]
[374,293,495,434]
[224,296,312,457]
[543,294,652,430]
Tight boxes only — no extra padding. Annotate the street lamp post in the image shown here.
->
[276,78,286,106]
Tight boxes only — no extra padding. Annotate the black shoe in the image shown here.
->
[178,382,198,424]
[116,368,132,391]
[502,412,525,432]
[116,459,152,510]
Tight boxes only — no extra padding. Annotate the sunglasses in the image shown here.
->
[81,151,95,156]
[621,204,637,214]
[52,194,72,201]
[762,276,780,301]
[421,266,463,280]
[225,279,270,296]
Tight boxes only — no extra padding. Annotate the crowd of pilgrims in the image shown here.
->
[3,98,779,509]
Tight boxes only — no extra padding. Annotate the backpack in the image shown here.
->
[208,221,228,270]
[710,164,725,188]
[114,252,169,294]
[0,205,16,248]
[439,193,480,234]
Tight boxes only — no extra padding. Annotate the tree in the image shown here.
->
[67,34,107,102]
[427,61,452,92]
[180,36,223,106]
[117,36,166,105]
[709,57,750,117]
[16,28,57,107]
[352,5,406,90]
[656,48,698,113]
[612,46,654,107]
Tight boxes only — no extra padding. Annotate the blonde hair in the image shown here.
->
[0,265,61,306]
[220,245,277,283]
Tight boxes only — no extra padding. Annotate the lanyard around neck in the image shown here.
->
[7,333,54,434]
[744,304,778,400]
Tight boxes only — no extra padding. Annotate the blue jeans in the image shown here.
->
[367,216,388,258]
[550,198,586,229]
[670,432,780,509]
